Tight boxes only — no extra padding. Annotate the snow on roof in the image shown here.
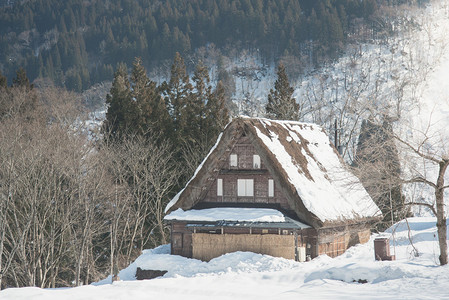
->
[164,117,380,225]
[253,118,380,222]
[164,207,286,223]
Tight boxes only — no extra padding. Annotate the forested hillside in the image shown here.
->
[0,0,383,91]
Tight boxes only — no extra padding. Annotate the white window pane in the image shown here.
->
[217,178,223,196]
[237,179,246,196]
[268,179,274,197]
[246,179,254,196]
[253,155,261,169]
[230,154,238,167]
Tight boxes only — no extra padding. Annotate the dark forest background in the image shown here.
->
[0,0,416,92]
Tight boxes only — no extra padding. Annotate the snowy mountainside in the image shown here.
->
[226,0,449,213]
[2,217,449,299]
[231,2,447,153]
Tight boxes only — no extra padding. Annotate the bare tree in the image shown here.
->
[395,125,449,265]
[0,86,115,288]
[100,132,179,281]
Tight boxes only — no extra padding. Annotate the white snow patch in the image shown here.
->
[4,217,449,300]
[254,119,380,222]
[164,207,287,223]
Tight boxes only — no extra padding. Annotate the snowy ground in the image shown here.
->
[2,217,449,300]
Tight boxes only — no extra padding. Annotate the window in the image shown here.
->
[217,178,223,196]
[268,179,274,197]
[230,154,238,167]
[238,179,254,197]
[253,155,261,169]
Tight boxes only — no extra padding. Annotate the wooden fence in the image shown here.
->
[192,233,295,261]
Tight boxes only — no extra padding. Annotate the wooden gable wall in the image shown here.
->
[196,135,294,215]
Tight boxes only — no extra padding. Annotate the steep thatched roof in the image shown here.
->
[165,117,381,228]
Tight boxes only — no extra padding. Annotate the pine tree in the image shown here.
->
[353,118,407,230]
[7,67,38,122]
[206,80,229,135]
[162,52,192,141]
[265,63,299,121]
[12,67,33,90]
[103,63,134,139]
[130,57,168,138]
[184,60,210,143]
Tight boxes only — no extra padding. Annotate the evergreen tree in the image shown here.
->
[353,118,407,230]
[12,67,33,90]
[162,52,192,141]
[65,70,82,92]
[4,67,38,122]
[206,80,229,134]
[130,57,169,138]
[177,59,229,182]
[265,63,299,121]
[104,59,171,141]
[103,63,134,139]
[130,57,152,134]
[184,60,210,144]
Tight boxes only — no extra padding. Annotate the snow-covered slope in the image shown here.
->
[2,217,448,300]
[395,1,449,212]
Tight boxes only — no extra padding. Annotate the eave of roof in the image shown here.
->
[167,217,311,230]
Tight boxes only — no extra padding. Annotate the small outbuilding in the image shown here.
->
[164,117,381,261]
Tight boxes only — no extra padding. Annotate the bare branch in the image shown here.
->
[403,176,437,189]
[394,134,440,164]
[405,202,437,216]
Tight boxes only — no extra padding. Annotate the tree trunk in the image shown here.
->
[436,161,448,265]
[436,213,447,265]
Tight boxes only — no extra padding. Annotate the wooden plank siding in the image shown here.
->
[170,221,321,261]
[192,233,296,261]
[316,227,371,258]
[199,135,293,213]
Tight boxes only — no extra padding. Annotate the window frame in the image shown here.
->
[253,154,261,169]
[237,179,254,197]
[217,178,223,196]
[268,179,274,197]
[230,154,238,167]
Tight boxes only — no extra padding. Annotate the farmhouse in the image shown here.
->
[164,117,381,261]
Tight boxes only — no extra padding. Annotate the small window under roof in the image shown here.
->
[230,154,238,167]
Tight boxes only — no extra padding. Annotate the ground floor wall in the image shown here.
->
[192,233,295,261]
[170,221,317,261]
[316,225,371,258]
[169,221,372,261]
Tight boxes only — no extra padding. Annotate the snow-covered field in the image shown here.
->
[1,217,448,300]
